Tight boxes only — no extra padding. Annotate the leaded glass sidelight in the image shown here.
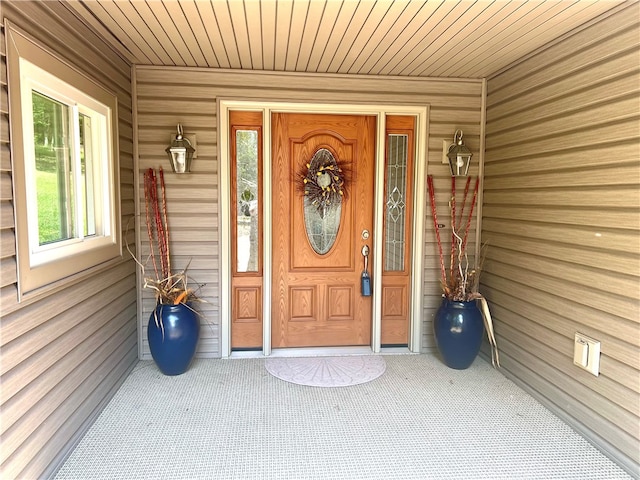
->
[385,134,408,271]
[303,148,343,255]
[236,130,259,272]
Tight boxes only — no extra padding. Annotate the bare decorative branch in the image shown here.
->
[427,174,499,367]
[140,167,199,306]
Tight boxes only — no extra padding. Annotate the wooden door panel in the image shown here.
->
[327,285,353,319]
[380,277,409,345]
[289,286,316,320]
[272,112,375,348]
[290,134,355,271]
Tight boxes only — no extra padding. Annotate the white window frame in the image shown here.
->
[6,24,121,299]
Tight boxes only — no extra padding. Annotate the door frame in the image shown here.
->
[219,100,429,358]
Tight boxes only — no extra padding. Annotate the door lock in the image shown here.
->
[361,229,370,240]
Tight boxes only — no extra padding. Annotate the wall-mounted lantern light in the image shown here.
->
[166,124,195,174]
[447,129,472,176]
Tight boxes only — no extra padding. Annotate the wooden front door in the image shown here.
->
[271,113,376,348]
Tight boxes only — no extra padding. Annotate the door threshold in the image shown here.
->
[230,346,374,359]
[229,345,416,359]
[270,346,375,357]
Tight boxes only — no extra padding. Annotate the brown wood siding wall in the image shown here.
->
[135,67,483,357]
[0,2,136,479]
[484,4,639,473]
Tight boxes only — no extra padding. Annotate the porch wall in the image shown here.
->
[0,2,137,479]
[483,4,640,473]
[134,67,484,358]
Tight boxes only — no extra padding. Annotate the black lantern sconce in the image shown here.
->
[166,124,196,174]
[446,130,473,176]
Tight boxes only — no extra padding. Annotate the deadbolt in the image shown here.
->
[361,229,370,240]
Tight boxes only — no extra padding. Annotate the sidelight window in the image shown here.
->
[385,134,409,271]
[235,129,260,273]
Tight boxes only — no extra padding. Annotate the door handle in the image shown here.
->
[361,245,371,296]
[361,244,370,272]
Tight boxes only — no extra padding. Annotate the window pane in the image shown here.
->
[303,148,342,255]
[384,134,408,271]
[236,130,259,272]
[79,114,96,237]
[33,92,75,245]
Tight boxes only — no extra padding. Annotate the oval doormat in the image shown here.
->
[265,355,386,387]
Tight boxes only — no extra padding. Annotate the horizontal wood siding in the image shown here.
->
[135,67,483,357]
[0,1,136,478]
[483,4,640,474]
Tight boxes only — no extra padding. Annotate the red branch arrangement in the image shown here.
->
[428,174,500,367]
[141,167,194,305]
[428,175,480,301]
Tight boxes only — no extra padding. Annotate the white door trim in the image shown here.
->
[219,101,429,358]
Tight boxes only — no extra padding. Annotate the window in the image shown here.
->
[384,134,409,271]
[234,129,260,273]
[7,26,121,298]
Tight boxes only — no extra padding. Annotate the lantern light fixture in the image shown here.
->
[447,129,473,177]
[166,124,195,174]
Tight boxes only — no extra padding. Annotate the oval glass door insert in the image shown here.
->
[302,148,344,255]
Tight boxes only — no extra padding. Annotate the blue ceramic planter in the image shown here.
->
[148,303,200,375]
[434,298,484,369]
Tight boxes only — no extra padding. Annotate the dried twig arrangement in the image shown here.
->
[139,167,197,305]
[428,174,500,367]
[428,175,480,301]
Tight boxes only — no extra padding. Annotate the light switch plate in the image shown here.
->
[573,339,588,367]
[574,332,600,376]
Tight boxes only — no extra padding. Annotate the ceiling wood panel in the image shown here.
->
[163,1,208,66]
[210,0,243,68]
[260,0,277,70]
[90,1,155,63]
[347,0,418,74]
[430,1,522,77]
[294,0,326,71]
[401,0,495,76]
[453,1,569,77]
[173,2,216,67]
[93,1,155,64]
[333,0,387,73]
[273,0,294,71]
[132,0,187,65]
[376,0,459,75]
[285,0,310,71]
[459,1,586,78]
[194,1,230,68]
[304,0,343,72]
[227,0,253,68]
[145,0,196,65]
[244,0,266,70]
[64,0,631,79]
[417,1,522,77]
[356,0,438,75]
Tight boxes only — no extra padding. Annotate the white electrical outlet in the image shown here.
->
[574,333,600,376]
[442,139,450,164]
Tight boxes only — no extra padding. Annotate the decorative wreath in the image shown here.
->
[298,148,349,216]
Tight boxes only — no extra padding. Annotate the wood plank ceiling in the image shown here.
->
[64,0,628,78]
